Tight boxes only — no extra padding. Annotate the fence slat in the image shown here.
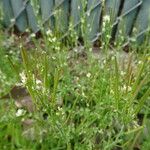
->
[26,2,39,33]
[105,0,121,22]
[71,0,82,34]
[86,0,102,41]
[55,0,69,32]
[10,0,28,32]
[135,0,150,43]
[40,0,54,29]
[104,0,121,40]
[2,0,13,27]
[116,0,140,43]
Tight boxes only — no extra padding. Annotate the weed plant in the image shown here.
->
[0,2,150,149]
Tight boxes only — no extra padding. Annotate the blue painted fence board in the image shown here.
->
[2,0,13,27]
[55,0,69,32]
[10,0,27,32]
[71,0,83,34]
[40,0,54,29]
[105,0,121,23]
[135,0,150,43]
[26,2,39,33]
[116,0,140,42]
[104,0,121,40]
[86,0,102,40]
[121,0,140,36]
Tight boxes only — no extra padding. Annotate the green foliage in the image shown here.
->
[0,33,20,97]
[0,19,150,149]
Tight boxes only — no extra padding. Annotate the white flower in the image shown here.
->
[16,109,26,117]
[133,27,137,33]
[81,18,85,24]
[10,18,15,23]
[36,79,42,85]
[25,28,30,32]
[122,85,132,92]
[103,15,110,22]
[30,33,36,38]
[19,44,23,49]
[106,34,111,39]
[86,73,91,78]
[46,29,52,35]
[52,56,56,60]
[87,11,90,17]
[52,37,57,42]
[35,79,42,90]
[20,71,27,84]
[89,48,92,52]
[138,61,142,64]
[121,71,125,76]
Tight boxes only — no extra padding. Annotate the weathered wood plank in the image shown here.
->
[105,0,121,23]
[135,0,150,43]
[55,0,69,32]
[10,0,28,32]
[2,0,14,27]
[26,2,39,33]
[116,0,140,43]
[86,0,102,41]
[104,0,121,41]
[70,0,83,34]
[40,0,54,30]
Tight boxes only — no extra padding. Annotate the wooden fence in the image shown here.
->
[1,0,150,44]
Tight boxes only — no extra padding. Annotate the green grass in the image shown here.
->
[0,31,20,97]
[0,27,150,150]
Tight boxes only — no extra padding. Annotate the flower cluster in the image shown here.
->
[46,29,61,51]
